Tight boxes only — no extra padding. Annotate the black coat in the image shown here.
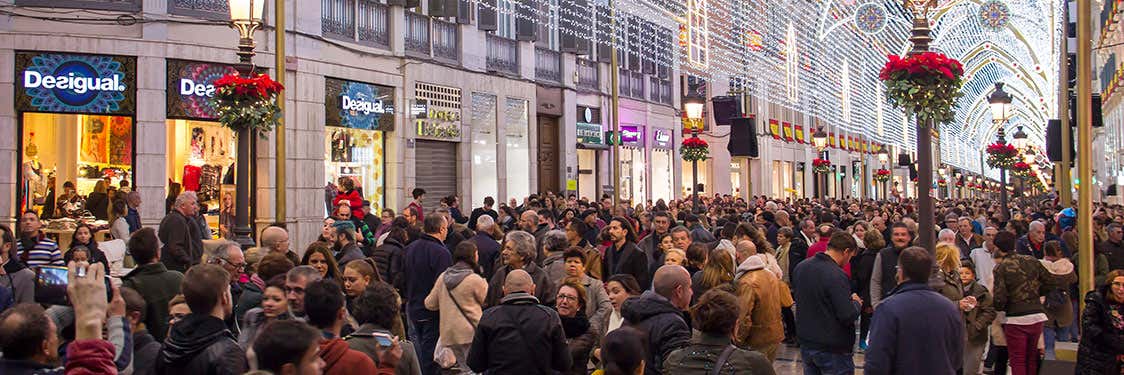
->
[850,247,880,305]
[157,210,202,273]
[372,237,406,293]
[467,292,571,374]
[86,192,109,220]
[621,291,691,375]
[1076,288,1124,374]
[602,241,651,290]
[156,314,247,375]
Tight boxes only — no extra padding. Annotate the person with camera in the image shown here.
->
[346,281,419,374]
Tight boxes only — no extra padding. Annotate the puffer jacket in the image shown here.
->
[993,254,1077,318]
[662,331,775,375]
[1040,257,1077,328]
[372,237,406,293]
[156,314,247,375]
[621,291,691,375]
[732,255,785,351]
[961,280,997,344]
[1075,286,1124,374]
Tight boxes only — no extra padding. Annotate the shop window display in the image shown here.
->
[325,128,385,213]
[166,119,236,237]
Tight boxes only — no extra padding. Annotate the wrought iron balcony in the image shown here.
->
[486,34,520,76]
[535,47,562,83]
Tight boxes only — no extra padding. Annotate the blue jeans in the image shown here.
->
[410,316,440,375]
[1043,324,1072,360]
[801,348,855,375]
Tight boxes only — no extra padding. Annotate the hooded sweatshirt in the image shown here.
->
[621,291,690,375]
[319,337,377,375]
[156,314,246,375]
[425,262,487,346]
[1039,257,1076,327]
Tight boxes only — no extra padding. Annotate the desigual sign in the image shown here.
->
[166,59,239,120]
[326,78,396,131]
[16,51,137,115]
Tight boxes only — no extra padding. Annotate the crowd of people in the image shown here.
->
[1,186,1123,375]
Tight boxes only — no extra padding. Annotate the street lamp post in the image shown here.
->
[989,82,1013,222]
[903,0,937,251]
[878,148,889,199]
[684,97,705,214]
[812,127,829,200]
[227,0,265,249]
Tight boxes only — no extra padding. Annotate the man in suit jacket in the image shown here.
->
[158,191,203,273]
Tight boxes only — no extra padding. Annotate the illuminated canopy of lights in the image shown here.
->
[479,0,1060,173]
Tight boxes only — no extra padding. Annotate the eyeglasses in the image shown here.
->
[214,257,246,271]
[557,294,579,302]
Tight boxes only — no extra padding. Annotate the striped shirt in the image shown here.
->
[16,237,64,269]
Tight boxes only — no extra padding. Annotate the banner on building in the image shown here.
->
[782,121,793,142]
[769,119,781,139]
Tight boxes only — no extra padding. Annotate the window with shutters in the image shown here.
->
[536,0,559,50]
[687,0,708,66]
[497,0,517,39]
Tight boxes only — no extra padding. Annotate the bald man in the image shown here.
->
[622,265,691,375]
[259,226,300,265]
[467,269,571,374]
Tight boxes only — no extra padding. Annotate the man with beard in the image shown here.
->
[871,223,913,309]
[638,211,673,276]
[602,217,650,290]
[329,221,365,266]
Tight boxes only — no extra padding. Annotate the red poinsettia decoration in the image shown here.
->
[812,158,832,174]
[214,73,284,100]
[680,136,709,162]
[955,180,964,187]
[879,52,964,125]
[1010,161,1032,178]
[874,169,892,183]
[938,178,948,186]
[986,143,1019,169]
[212,72,285,136]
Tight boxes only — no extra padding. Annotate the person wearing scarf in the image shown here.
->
[556,280,597,375]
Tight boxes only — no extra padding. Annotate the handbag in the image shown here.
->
[434,283,477,369]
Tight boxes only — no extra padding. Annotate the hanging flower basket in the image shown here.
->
[985,143,1019,170]
[812,158,832,174]
[1010,161,1032,178]
[955,180,964,187]
[212,72,285,137]
[873,169,892,183]
[680,136,710,162]
[879,52,964,126]
[938,178,948,187]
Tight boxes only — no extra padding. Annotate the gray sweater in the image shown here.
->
[0,262,36,304]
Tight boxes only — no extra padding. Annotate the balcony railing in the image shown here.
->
[323,0,357,40]
[405,11,432,56]
[168,0,229,20]
[487,34,520,76]
[535,47,562,83]
[618,69,632,97]
[432,18,460,63]
[17,0,140,11]
[576,58,599,91]
[630,71,646,99]
[357,1,390,47]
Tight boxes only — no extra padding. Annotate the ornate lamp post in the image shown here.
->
[226,0,265,248]
[877,148,889,199]
[812,127,828,199]
[903,0,938,250]
[989,82,1013,222]
[684,96,705,214]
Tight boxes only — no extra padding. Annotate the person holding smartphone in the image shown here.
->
[346,281,418,374]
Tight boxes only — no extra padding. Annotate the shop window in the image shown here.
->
[505,98,530,202]
[471,93,498,206]
[166,120,236,237]
[22,113,133,219]
[325,128,386,213]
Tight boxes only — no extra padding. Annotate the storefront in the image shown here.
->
[575,106,605,200]
[503,98,531,202]
[415,82,462,214]
[613,125,646,205]
[324,77,393,216]
[470,92,497,206]
[165,59,239,236]
[650,128,674,202]
[15,51,137,223]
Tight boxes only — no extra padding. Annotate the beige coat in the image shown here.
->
[733,256,785,351]
[425,268,488,346]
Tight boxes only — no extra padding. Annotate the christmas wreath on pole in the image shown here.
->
[879,52,964,126]
[681,136,710,162]
[212,73,285,137]
[1010,162,1032,178]
[938,178,948,187]
[873,169,892,183]
[812,158,832,174]
[985,143,1019,169]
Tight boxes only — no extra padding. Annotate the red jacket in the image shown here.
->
[333,190,365,219]
[66,339,117,375]
[320,338,378,375]
[807,239,851,277]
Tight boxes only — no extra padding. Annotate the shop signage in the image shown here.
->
[16,51,137,115]
[326,77,396,132]
[414,103,462,140]
[653,128,672,149]
[166,59,239,120]
[607,125,643,147]
[576,106,603,145]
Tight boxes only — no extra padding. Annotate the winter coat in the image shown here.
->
[334,189,365,219]
[372,237,407,293]
[468,207,498,234]
[86,191,109,221]
[334,242,365,266]
[864,282,965,375]
[955,233,983,260]
[403,234,452,322]
[156,313,247,375]
[1075,287,1124,374]
[993,254,1077,318]
[732,255,785,351]
[472,233,501,281]
[345,323,422,375]
[961,281,997,344]
[487,262,556,308]
[850,247,880,307]
[1040,257,1078,328]
[621,290,691,375]
[234,275,264,327]
[238,308,291,348]
[561,314,598,375]
[602,241,651,290]
[425,262,487,346]
[1095,239,1124,271]
[157,210,202,273]
[122,262,184,342]
[132,329,163,375]
[638,231,670,277]
[0,339,116,375]
[792,252,861,353]
[466,292,572,374]
[577,275,613,336]
[929,268,964,303]
[662,332,775,375]
[320,337,378,375]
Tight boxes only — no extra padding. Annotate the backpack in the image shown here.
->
[1044,288,1069,310]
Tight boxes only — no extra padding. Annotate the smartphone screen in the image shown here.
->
[373,333,394,347]
[35,266,69,305]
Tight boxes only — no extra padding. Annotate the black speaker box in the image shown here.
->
[898,153,912,167]
[1047,119,1063,162]
[711,96,740,126]
[728,116,759,158]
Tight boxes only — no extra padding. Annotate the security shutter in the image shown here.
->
[414,140,459,215]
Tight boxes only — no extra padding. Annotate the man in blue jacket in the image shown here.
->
[792,230,862,374]
[865,247,965,375]
[404,215,452,375]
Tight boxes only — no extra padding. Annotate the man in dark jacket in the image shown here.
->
[792,231,862,374]
[637,211,672,277]
[329,221,365,266]
[487,231,555,307]
[473,215,502,280]
[871,223,913,309]
[122,287,162,375]
[158,191,203,273]
[403,215,452,375]
[1095,222,1124,271]
[603,217,651,290]
[468,196,499,233]
[1016,220,1070,259]
[156,264,246,374]
[865,247,965,375]
[621,265,692,375]
[685,214,717,244]
[467,269,571,374]
[125,191,143,234]
[122,228,184,342]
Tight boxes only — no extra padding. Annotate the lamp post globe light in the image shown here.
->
[811,127,829,198]
[226,0,266,248]
[811,127,829,152]
[989,82,1013,222]
[1012,125,1029,153]
[683,96,706,214]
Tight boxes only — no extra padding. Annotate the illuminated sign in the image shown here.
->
[166,59,239,120]
[326,77,396,131]
[16,51,136,114]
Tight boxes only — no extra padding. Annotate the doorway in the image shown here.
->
[537,115,560,194]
